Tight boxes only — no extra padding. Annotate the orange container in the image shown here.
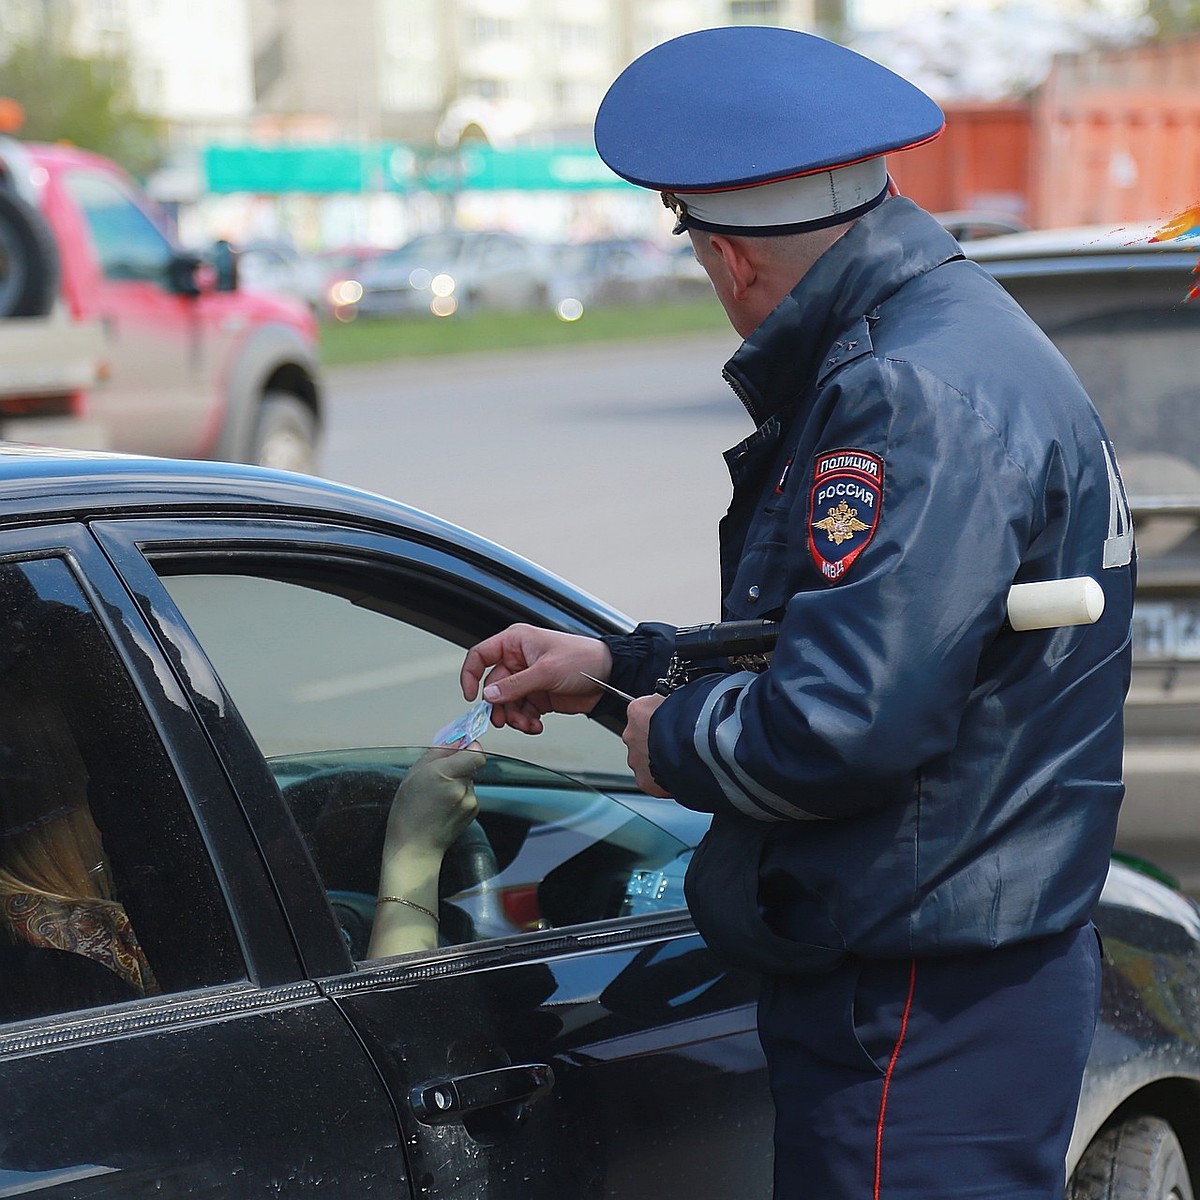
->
[1033,37,1200,228]
[884,35,1200,231]
[889,102,1032,222]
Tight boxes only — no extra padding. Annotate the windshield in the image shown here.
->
[1047,307,1200,494]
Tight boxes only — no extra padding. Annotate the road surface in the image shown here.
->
[317,330,748,625]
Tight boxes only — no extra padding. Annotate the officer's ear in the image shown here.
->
[707,234,757,302]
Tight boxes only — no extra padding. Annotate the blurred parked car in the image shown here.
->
[666,240,717,299]
[234,242,391,318]
[309,245,386,318]
[346,231,549,318]
[234,238,323,310]
[547,238,673,318]
[0,446,1198,1197]
[0,136,322,470]
[969,225,1200,893]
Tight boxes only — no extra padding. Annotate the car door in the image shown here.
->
[93,514,775,1200]
[0,524,413,1198]
[56,167,227,456]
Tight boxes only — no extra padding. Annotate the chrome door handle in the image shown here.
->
[410,1063,555,1125]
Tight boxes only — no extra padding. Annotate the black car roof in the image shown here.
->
[0,443,443,526]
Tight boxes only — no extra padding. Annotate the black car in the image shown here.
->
[968,227,1200,898]
[0,448,1197,1199]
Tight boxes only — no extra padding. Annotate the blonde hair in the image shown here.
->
[0,686,115,936]
[0,804,113,913]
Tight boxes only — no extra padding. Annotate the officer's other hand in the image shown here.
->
[460,624,613,735]
[624,694,671,798]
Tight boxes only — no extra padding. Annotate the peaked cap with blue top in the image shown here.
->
[594,26,944,236]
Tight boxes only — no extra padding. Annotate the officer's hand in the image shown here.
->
[623,694,671,798]
[460,624,612,735]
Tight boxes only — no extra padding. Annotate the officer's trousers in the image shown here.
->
[758,924,1101,1200]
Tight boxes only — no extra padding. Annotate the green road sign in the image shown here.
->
[202,143,631,195]
[203,144,414,194]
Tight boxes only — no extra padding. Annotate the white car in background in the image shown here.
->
[347,231,550,318]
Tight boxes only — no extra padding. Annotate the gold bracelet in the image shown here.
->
[376,895,439,924]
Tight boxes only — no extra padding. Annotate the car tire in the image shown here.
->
[0,189,60,318]
[1067,1115,1194,1200]
[249,391,318,474]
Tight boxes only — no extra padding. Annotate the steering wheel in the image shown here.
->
[280,764,500,955]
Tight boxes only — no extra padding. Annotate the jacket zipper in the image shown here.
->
[723,367,759,423]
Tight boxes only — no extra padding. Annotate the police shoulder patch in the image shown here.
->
[807,448,883,583]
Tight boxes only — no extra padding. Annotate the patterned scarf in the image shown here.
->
[3,892,160,997]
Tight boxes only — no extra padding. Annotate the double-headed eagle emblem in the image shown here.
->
[813,499,870,546]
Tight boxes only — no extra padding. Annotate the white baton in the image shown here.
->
[1006,577,1105,631]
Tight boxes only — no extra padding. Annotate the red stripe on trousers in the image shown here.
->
[874,959,917,1200]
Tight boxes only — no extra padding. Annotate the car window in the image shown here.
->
[398,234,462,265]
[0,557,244,1023]
[156,572,629,775]
[156,571,687,959]
[64,170,174,285]
[271,747,688,959]
[483,237,522,267]
[1043,307,1200,486]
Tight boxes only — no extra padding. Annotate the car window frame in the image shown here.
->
[91,514,703,980]
[0,522,306,1029]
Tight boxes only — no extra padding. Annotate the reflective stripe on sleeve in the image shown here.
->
[693,673,826,822]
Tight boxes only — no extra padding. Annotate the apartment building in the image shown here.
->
[2,0,839,147]
[247,0,822,146]
[0,0,254,143]
[0,0,831,239]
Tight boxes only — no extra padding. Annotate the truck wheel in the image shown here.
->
[1067,1115,1194,1200]
[0,189,60,318]
[250,392,318,474]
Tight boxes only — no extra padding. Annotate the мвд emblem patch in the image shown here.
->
[807,448,883,583]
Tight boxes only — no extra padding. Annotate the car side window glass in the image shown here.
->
[157,571,688,960]
[64,170,174,284]
[157,572,630,774]
[0,558,244,1024]
[277,748,688,959]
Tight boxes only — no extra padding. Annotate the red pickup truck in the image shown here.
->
[0,135,321,470]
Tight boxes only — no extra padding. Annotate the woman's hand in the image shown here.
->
[369,744,488,960]
[381,744,486,864]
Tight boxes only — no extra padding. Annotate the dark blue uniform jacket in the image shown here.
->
[605,197,1135,975]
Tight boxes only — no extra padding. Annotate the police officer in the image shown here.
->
[460,26,1135,1200]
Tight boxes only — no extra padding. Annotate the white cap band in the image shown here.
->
[668,157,889,234]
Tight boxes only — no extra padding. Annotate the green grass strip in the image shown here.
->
[318,300,729,365]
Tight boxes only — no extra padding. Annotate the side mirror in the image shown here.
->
[166,251,202,297]
[211,239,239,292]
